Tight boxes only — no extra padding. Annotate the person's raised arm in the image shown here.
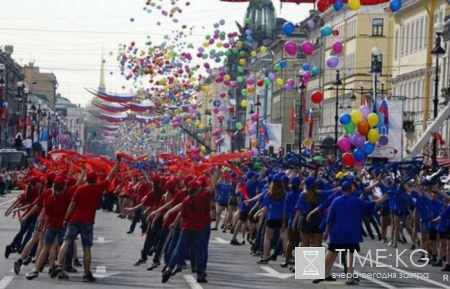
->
[106,154,122,183]
[76,163,87,186]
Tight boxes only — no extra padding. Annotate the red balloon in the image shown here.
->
[317,0,328,12]
[342,153,355,167]
[256,79,264,87]
[311,91,323,104]
[333,29,340,36]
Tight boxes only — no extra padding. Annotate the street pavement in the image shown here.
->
[1,191,450,288]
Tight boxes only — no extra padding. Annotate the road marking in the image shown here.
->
[211,237,228,244]
[0,276,14,289]
[256,266,294,279]
[94,237,113,244]
[0,198,16,207]
[92,265,120,279]
[183,275,203,289]
[95,266,106,274]
[333,263,396,289]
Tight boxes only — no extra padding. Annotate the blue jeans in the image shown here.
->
[153,227,169,263]
[64,222,94,247]
[142,218,163,260]
[202,224,211,272]
[168,229,205,279]
[10,215,37,250]
[164,224,181,265]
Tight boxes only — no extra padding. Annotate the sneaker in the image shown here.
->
[58,272,69,280]
[325,276,337,281]
[22,256,32,266]
[126,231,133,234]
[134,258,147,266]
[171,267,182,276]
[441,264,450,272]
[66,267,78,273]
[50,264,62,278]
[211,228,218,231]
[4,245,11,259]
[25,270,39,280]
[410,244,417,250]
[161,264,167,273]
[73,259,82,267]
[433,260,443,267]
[14,259,22,275]
[257,259,269,264]
[346,277,359,285]
[280,261,289,268]
[147,261,160,271]
[197,278,208,283]
[82,271,97,282]
[162,270,171,283]
[230,239,241,246]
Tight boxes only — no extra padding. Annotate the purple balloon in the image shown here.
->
[268,73,276,81]
[338,137,351,152]
[359,105,371,119]
[378,135,389,146]
[353,134,365,148]
[347,133,356,144]
[284,84,293,91]
[326,56,340,69]
[307,20,315,29]
[251,148,259,156]
[287,78,295,86]
[248,126,256,135]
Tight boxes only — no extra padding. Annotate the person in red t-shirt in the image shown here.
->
[25,176,75,280]
[161,180,208,284]
[126,176,151,234]
[50,155,121,283]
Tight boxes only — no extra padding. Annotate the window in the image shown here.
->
[372,18,384,36]
[410,22,414,53]
[406,24,410,55]
[419,18,424,49]
[401,26,406,56]
[424,16,428,48]
[394,29,399,59]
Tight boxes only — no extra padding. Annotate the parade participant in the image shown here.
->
[50,154,121,282]
[212,175,232,231]
[281,176,301,268]
[223,173,238,233]
[313,181,388,285]
[161,180,208,284]
[127,175,150,234]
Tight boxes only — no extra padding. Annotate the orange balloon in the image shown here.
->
[247,86,255,94]
[251,140,258,148]
[357,120,369,135]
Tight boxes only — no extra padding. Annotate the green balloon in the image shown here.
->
[214,23,219,28]
[209,49,216,55]
[274,64,281,71]
[244,18,251,25]
[220,31,226,37]
[236,122,243,130]
[264,77,271,86]
[242,89,248,96]
[205,35,211,40]
[344,122,356,133]
[219,51,224,56]
[239,51,246,57]
[224,50,231,56]
[232,48,239,54]
[237,66,244,74]
[237,76,244,83]
[202,54,208,59]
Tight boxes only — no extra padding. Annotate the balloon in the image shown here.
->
[348,0,361,10]
[246,78,254,85]
[378,135,389,146]
[353,149,366,162]
[333,29,340,36]
[236,122,243,130]
[367,113,379,127]
[241,100,248,108]
[357,120,370,135]
[251,113,259,122]
[342,153,355,166]
[333,0,344,11]
[311,91,323,104]
[279,60,287,68]
[276,78,284,86]
[251,148,259,156]
[247,86,255,94]
[260,46,267,54]
[302,63,310,71]
[284,41,298,56]
[251,140,258,148]
[353,133,365,148]
[317,0,329,12]
[367,128,380,143]
[351,110,363,124]
[320,26,333,37]
[359,105,371,119]
[301,41,314,55]
[389,0,402,12]
[338,137,351,152]
[344,122,356,134]
[363,141,375,155]
[339,113,351,125]
[332,41,343,54]
[268,73,276,81]
[311,67,320,76]
[307,20,315,29]
[282,22,295,36]
[326,55,340,69]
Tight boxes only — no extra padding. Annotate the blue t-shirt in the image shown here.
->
[284,189,302,228]
[239,180,259,212]
[264,195,286,220]
[216,183,232,204]
[326,195,376,244]
[411,191,431,221]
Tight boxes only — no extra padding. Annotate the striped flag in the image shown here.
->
[290,107,296,133]
[306,108,314,139]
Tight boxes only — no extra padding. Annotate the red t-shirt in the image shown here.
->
[44,187,75,229]
[69,181,110,224]
[163,189,188,228]
[137,183,151,203]
[181,194,206,231]
[142,190,161,210]
[200,189,212,225]
[21,187,39,205]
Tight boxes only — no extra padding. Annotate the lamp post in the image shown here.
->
[0,64,5,146]
[380,78,386,99]
[30,103,36,144]
[297,70,306,152]
[431,18,446,166]
[333,70,342,159]
[371,47,382,113]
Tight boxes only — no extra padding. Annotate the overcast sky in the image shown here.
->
[0,0,313,107]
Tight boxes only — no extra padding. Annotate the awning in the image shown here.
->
[427,158,450,167]
[34,93,49,102]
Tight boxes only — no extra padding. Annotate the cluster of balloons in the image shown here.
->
[337,105,389,166]
[316,0,402,15]
[138,0,189,25]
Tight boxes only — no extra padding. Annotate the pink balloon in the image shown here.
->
[219,92,226,98]
[217,115,225,121]
[251,113,259,122]
[284,41,298,56]
[332,41,343,54]
[301,41,314,55]
[213,107,220,114]
[246,78,254,85]
[337,137,351,152]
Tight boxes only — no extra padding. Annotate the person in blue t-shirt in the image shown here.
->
[433,189,450,271]
[313,181,388,285]
[256,173,287,264]
[281,176,301,268]
[213,177,233,231]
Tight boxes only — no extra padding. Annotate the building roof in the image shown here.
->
[34,93,49,102]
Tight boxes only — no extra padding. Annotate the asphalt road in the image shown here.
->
[1,191,450,288]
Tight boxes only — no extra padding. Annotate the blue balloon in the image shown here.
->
[302,63,310,71]
[311,67,320,76]
[333,0,344,11]
[389,0,402,12]
[353,149,366,162]
[363,141,375,155]
[339,113,351,125]
[320,26,333,37]
[279,60,287,68]
[282,22,295,36]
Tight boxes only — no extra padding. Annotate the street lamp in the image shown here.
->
[380,77,386,99]
[333,70,342,159]
[0,64,5,145]
[371,47,382,113]
[431,18,446,166]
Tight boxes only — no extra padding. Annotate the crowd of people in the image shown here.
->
[3,151,450,286]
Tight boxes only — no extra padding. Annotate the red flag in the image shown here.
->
[290,107,296,133]
[436,133,445,146]
[363,95,369,106]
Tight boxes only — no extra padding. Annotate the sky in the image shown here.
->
[0,0,313,107]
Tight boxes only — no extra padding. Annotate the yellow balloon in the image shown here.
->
[201,146,206,152]
[224,74,231,81]
[367,113,379,127]
[260,46,267,54]
[251,51,257,57]
[351,109,363,124]
[241,100,248,108]
[216,42,223,48]
[198,124,205,130]
[367,129,380,143]
[236,41,243,48]
[202,42,209,48]
[276,78,284,86]
[239,59,246,66]
[348,0,361,10]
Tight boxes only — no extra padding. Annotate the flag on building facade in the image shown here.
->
[289,107,296,133]
[306,108,314,138]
